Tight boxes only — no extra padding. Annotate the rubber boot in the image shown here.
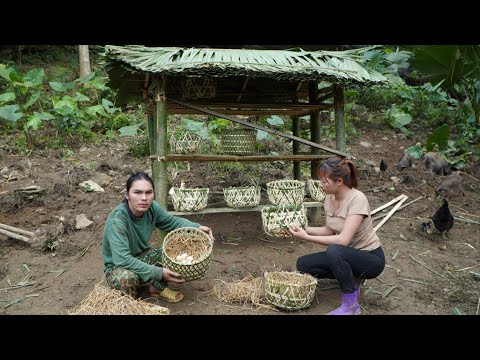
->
[326,289,361,315]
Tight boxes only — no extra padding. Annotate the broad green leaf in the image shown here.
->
[0,92,15,103]
[256,130,269,140]
[426,124,450,152]
[182,119,204,132]
[406,143,424,159]
[24,91,41,109]
[74,92,90,102]
[119,123,142,136]
[49,81,75,91]
[25,114,43,130]
[101,98,119,113]
[85,105,108,117]
[267,115,284,126]
[0,64,14,81]
[74,72,96,83]
[0,104,23,121]
[24,68,44,86]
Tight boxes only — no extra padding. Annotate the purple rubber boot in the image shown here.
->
[326,289,361,315]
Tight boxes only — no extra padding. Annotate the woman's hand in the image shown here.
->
[288,223,308,240]
[199,225,215,242]
[162,268,186,284]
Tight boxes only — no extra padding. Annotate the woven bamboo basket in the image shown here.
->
[261,204,307,237]
[264,271,317,311]
[171,187,209,212]
[223,186,261,208]
[220,129,257,155]
[267,179,305,205]
[169,132,202,154]
[307,179,326,202]
[162,227,213,281]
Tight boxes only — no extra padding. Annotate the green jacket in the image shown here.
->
[102,200,200,282]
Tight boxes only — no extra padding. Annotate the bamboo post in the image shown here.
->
[292,115,300,180]
[0,223,34,237]
[0,228,30,243]
[333,83,346,153]
[309,81,322,225]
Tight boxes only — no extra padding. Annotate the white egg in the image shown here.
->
[186,261,192,265]
[181,253,188,259]
[176,255,183,262]
[181,259,187,265]
[186,256,193,262]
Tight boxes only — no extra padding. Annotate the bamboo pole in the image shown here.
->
[333,83,346,153]
[0,228,30,243]
[371,195,406,215]
[0,223,34,237]
[374,195,408,232]
[372,196,423,221]
[153,154,332,162]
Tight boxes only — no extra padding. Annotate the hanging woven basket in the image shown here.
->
[162,227,213,281]
[223,186,261,208]
[264,271,317,311]
[171,187,209,212]
[266,179,305,205]
[261,204,307,237]
[182,76,217,100]
[169,132,202,154]
[306,179,326,202]
[220,129,257,155]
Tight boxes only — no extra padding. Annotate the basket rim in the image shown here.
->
[264,271,317,287]
[223,185,260,192]
[173,187,209,193]
[162,227,213,264]
[261,204,305,213]
[267,180,305,190]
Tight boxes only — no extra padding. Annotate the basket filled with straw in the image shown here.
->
[223,186,261,208]
[162,227,213,281]
[220,129,257,155]
[261,204,307,237]
[171,187,209,212]
[307,179,326,202]
[267,179,305,205]
[169,132,202,154]
[264,271,317,311]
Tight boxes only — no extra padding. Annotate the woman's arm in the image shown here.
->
[305,226,335,236]
[289,214,364,246]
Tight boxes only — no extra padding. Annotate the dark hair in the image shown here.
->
[317,157,359,189]
[126,171,155,192]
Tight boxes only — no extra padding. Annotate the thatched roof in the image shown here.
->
[103,45,387,84]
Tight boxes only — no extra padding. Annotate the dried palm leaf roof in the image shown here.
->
[103,45,387,84]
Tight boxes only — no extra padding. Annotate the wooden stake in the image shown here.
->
[374,195,408,232]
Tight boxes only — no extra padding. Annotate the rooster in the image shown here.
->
[432,199,454,239]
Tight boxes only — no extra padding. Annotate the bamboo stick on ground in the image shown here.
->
[0,228,30,243]
[371,195,406,215]
[372,196,423,221]
[374,195,408,232]
[0,223,34,237]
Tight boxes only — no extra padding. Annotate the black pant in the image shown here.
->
[296,244,385,294]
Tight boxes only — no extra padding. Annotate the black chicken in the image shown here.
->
[421,221,432,234]
[380,160,387,173]
[432,199,454,238]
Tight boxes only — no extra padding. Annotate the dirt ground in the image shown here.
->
[1,123,479,315]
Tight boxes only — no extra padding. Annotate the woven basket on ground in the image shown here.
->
[162,227,213,281]
[169,132,202,154]
[307,179,326,202]
[220,129,257,155]
[264,271,317,311]
[267,179,305,205]
[223,186,261,208]
[261,204,307,237]
[171,187,209,212]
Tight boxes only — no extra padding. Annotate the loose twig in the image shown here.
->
[409,254,447,279]
[453,264,480,272]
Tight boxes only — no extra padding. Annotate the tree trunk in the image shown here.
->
[78,45,91,77]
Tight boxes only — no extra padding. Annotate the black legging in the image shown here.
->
[296,244,385,294]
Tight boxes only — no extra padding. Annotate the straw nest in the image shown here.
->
[220,128,257,155]
[223,186,261,208]
[261,204,308,237]
[267,179,305,205]
[307,179,326,202]
[169,132,202,154]
[68,283,170,315]
[264,271,317,311]
[162,227,213,281]
[171,187,209,212]
[212,275,265,306]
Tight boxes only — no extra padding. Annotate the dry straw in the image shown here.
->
[264,271,317,311]
[69,283,170,315]
[212,275,265,306]
[171,187,209,212]
[169,132,202,154]
[261,204,307,237]
[223,186,261,208]
[267,179,305,205]
[162,227,213,281]
[307,179,326,202]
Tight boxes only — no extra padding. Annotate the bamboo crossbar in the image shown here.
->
[151,154,332,162]
[0,228,30,243]
[0,223,34,237]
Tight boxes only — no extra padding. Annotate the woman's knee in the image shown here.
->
[325,244,345,259]
[296,256,309,273]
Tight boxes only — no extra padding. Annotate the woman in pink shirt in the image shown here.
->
[289,157,385,315]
